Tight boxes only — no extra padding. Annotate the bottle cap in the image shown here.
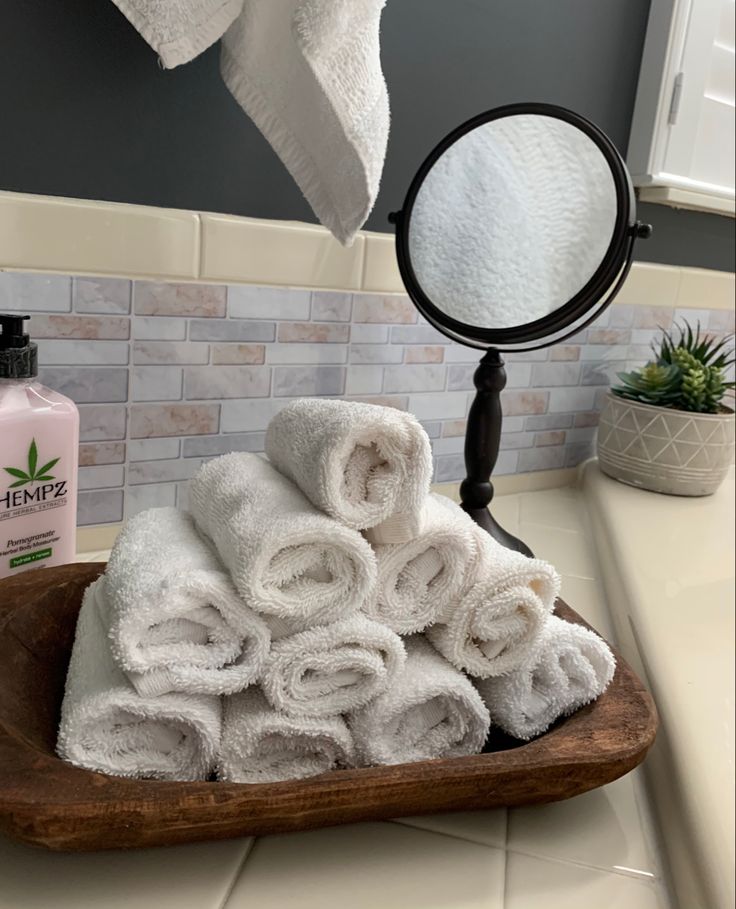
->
[0,314,38,379]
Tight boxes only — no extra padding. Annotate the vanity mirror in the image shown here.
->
[390,103,652,556]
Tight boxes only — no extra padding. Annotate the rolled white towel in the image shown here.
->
[57,579,221,781]
[349,636,490,765]
[264,399,433,544]
[190,453,377,625]
[476,615,616,740]
[103,507,271,696]
[427,531,560,678]
[365,494,479,633]
[261,614,406,717]
[218,688,355,783]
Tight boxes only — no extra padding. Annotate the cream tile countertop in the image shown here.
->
[584,462,735,909]
[0,487,673,909]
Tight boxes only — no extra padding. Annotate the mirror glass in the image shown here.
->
[406,114,619,331]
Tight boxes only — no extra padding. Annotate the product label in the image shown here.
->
[1,438,67,570]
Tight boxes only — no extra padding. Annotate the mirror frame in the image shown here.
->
[391,102,638,349]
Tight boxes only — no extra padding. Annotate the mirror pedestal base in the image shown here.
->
[460,348,534,558]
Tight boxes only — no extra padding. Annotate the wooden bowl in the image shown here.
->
[0,563,657,852]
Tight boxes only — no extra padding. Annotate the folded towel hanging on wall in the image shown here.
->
[111,0,390,244]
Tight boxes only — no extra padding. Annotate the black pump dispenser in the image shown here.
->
[0,314,38,378]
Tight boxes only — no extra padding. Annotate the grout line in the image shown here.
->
[218,837,259,909]
[502,844,660,884]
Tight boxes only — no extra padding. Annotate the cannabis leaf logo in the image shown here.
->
[3,439,59,488]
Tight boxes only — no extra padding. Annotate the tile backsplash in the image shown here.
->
[1,271,732,526]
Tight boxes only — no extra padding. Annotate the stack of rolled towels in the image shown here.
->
[57,398,615,784]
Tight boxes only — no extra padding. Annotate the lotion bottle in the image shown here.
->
[0,314,79,579]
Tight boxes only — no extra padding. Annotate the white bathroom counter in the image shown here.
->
[0,487,673,909]
[584,461,735,909]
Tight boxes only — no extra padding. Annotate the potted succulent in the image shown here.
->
[597,321,735,496]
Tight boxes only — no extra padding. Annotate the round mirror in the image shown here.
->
[394,104,641,349]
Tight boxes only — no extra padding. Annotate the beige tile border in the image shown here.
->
[1,191,733,308]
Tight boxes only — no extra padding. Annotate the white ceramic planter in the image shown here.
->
[597,391,735,496]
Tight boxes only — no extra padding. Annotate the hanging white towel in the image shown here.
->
[265,398,433,544]
[57,580,221,781]
[111,0,243,69]
[221,0,390,244]
[261,614,406,718]
[190,453,377,625]
[348,636,490,765]
[218,688,355,783]
[475,615,616,740]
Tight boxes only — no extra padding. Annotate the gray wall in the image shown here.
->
[0,0,734,272]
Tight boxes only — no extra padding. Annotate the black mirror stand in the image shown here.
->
[459,348,534,557]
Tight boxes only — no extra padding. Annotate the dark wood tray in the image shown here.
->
[0,563,657,852]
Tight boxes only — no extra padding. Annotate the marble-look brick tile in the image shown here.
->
[135,282,226,317]
[133,341,209,365]
[133,316,187,340]
[265,343,347,365]
[674,307,709,329]
[277,322,349,343]
[420,421,442,439]
[0,273,71,312]
[406,346,445,364]
[594,388,610,410]
[30,314,130,339]
[504,347,549,362]
[524,413,573,431]
[78,442,125,466]
[434,454,465,483]
[708,308,736,332]
[390,324,447,345]
[535,430,566,447]
[273,366,345,397]
[431,436,464,456]
[500,432,535,450]
[442,419,467,437]
[345,365,384,395]
[350,324,389,344]
[183,432,266,457]
[78,404,127,441]
[311,291,352,322]
[506,362,533,388]
[531,362,582,386]
[176,481,190,510]
[581,361,625,385]
[126,483,177,516]
[444,345,478,363]
[384,365,446,393]
[228,285,311,320]
[574,410,600,427]
[346,395,408,410]
[550,345,581,361]
[608,303,636,327]
[73,277,131,314]
[352,295,416,323]
[630,329,660,346]
[500,416,526,433]
[565,440,596,467]
[548,387,597,412]
[518,445,566,472]
[130,403,220,438]
[128,438,181,461]
[78,465,125,490]
[579,343,630,362]
[129,458,203,485]
[211,344,265,364]
[189,319,275,342]
[37,339,129,365]
[632,305,674,329]
[349,344,403,364]
[587,328,631,345]
[220,399,289,432]
[501,391,549,416]
[447,364,474,391]
[77,489,123,525]
[132,366,183,401]
[408,392,467,420]
[39,367,128,403]
[184,366,271,399]
[565,426,598,444]
[627,344,654,362]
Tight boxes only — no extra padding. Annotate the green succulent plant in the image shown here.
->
[612,321,734,414]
